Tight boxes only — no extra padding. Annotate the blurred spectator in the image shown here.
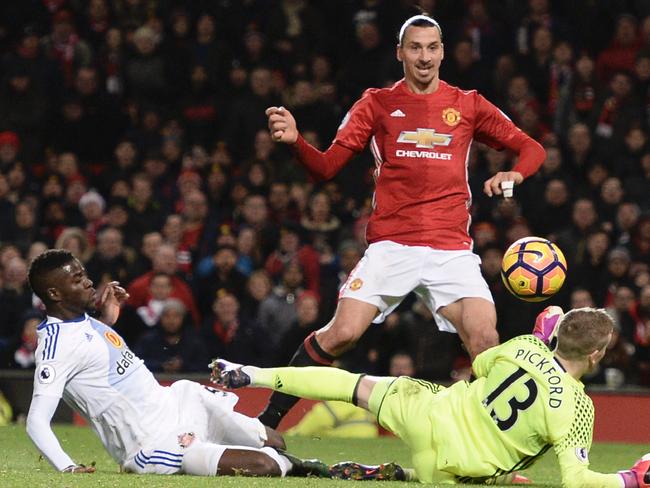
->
[300,191,341,259]
[258,261,306,349]
[193,244,247,318]
[134,299,207,373]
[161,214,193,278]
[41,10,92,88]
[223,66,276,160]
[604,248,636,308]
[268,180,300,225]
[235,226,262,276]
[614,202,641,247]
[265,221,320,296]
[388,351,416,377]
[79,190,107,245]
[6,200,41,255]
[128,173,164,234]
[555,197,598,266]
[239,269,273,327]
[0,63,47,163]
[585,319,636,386]
[565,52,600,130]
[596,14,643,82]
[201,290,268,366]
[54,227,93,263]
[85,226,133,286]
[592,72,644,148]
[0,256,32,367]
[135,272,174,329]
[572,229,610,304]
[607,283,638,342]
[124,26,169,105]
[635,285,650,385]
[570,287,596,308]
[127,243,200,325]
[276,290,320,364]
[13,309,43,369]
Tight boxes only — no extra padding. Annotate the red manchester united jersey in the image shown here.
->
[333,79,528,250]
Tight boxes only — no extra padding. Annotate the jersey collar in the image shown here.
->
[37,313,89,330]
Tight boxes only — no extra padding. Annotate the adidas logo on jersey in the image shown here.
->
[390,109,406,117]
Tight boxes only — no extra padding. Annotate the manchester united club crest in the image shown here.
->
[350,278,363,291]
[442,108,461,126]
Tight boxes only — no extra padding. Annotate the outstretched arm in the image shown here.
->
[26,395,94,472]
[556,447,637,488]
[265,106,356,181]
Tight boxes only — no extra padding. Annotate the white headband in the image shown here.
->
[398,15,441,44]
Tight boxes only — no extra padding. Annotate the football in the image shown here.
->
[501,237,568,302]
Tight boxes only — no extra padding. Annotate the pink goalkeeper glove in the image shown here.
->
[619,454,650,488]
[533,306,564,347]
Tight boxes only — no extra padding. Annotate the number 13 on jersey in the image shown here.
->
[483,367,539,431]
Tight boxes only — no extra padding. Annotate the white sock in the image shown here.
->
[241,365,260,384]
[260,447,291,477]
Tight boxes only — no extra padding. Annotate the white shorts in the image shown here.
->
[339,241,493,332]
[122,380,268,475]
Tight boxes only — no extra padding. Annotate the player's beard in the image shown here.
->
[86,289,98,313]
[413,63,435,84]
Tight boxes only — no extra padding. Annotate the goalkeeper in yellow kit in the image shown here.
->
[211,307,650,486]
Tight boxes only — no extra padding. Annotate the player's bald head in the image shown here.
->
[28,249,75,304]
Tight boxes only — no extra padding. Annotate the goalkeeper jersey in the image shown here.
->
[429,335,621,486]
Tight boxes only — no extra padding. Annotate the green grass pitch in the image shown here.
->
[1,424,648,487]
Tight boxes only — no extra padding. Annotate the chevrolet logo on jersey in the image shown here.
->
[397,128,452,148]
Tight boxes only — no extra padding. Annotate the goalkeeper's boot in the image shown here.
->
[208,358,251,388]
[533,305,564,349]
[329,461,406,481]
[492,472,532,484]
[282,452,331,478]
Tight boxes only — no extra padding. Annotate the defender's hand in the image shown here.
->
[98,281,129,326]
[483,171,523,197]
[63,463,96,473]
[619,453,650,487]
[265,106,298,144]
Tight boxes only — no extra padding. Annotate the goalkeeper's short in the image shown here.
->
[368,376,455,484]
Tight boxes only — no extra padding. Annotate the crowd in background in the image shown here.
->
[0,0,649,388]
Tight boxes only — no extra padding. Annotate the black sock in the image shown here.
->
[258,332,335,428]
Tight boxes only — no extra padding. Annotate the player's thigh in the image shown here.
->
[419,250,494,332]
[338,241,423,323]
[179,380,268,448]
[367,377,444,451]
[439,296,496,335]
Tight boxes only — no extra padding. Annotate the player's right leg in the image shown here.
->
[258,241,424,428]
[257,298,378,427]
[182,441,329,477]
